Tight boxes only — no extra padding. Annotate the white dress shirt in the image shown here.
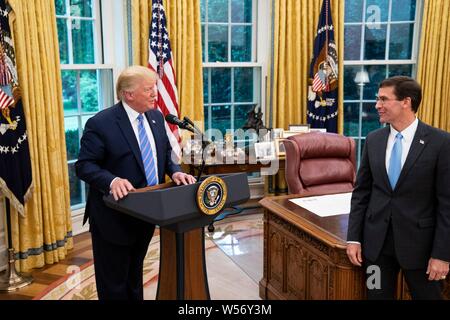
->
[385,117,418,174]
[110,103,159,188]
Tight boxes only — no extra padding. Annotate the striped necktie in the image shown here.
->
[388,132,403,189]
[137,114,158,186]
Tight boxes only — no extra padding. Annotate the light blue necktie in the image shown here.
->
[388,132,403,189]
[137,114,158,186]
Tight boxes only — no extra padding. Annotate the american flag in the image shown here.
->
[0,87,14,109]
[148,0,181,159]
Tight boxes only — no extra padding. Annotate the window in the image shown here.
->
[343,0,422,164]
[56,0,114,209]
[201,0,263,143]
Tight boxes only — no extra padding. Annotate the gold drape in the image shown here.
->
[269,0,344,134]
[6,0,72,272]
[417,0,450,132]
[131,0,204,125]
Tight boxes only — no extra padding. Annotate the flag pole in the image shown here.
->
[0,198,33,291]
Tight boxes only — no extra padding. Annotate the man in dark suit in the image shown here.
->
[347,76,450,299]
[75,66,196,300]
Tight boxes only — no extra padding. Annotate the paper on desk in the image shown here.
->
[289,192,352,217]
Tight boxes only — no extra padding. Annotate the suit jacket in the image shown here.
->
[347,120,450,269]
[75,102,181,245]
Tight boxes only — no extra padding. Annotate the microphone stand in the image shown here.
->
[182,119,209,182]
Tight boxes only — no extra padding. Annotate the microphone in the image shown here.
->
[183,116,202,135]
[165,114,193,132]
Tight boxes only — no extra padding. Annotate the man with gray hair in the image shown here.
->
[76,65,195,300]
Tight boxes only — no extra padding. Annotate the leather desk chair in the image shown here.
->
[283,132,356,195]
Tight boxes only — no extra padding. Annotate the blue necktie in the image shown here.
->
[137,114,158,186]
[388,132,403,189]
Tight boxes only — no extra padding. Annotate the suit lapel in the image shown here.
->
[395,120,428,190]
[115,103,146,175]
[375,127,392,191]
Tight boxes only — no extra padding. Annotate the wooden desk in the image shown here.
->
[259,193,450,300]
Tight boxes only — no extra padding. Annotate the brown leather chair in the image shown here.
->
[283,132,356,195]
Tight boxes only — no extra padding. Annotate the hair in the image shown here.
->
[116,66,158,101]
[379,76,422,112]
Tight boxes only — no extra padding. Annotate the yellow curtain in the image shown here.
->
[131,0,204,126]
[269,0,344,134]
[417,0,450,132]
[5,0,72,272]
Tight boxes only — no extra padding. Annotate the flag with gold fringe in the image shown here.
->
[0,0,32,216]
[307,0,338,133]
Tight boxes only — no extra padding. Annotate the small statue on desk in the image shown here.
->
[242,105,267,131]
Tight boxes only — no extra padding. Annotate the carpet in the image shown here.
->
[33,214,263,300]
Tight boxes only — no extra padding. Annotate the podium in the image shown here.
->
[103,173,250,300]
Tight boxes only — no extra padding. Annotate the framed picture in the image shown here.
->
[272,128,284,139]
[254,141,276,160]
[309,128,327,133]
[288,124,310,133]
[275,138,286,156]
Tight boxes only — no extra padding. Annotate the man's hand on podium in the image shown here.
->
[172,172,196,185]
[110,178,135,201]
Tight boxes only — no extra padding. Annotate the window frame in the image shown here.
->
[343,0,423,164]
[56,0,127,214]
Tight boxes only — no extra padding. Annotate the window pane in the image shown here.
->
[211,105,231,137]
[234,68,253,102]
[55,0,66,15]
[231,0,252,23]
[366,0,389,22]
[234,104,255,131]
[201,0,206,21]
[364,25,387,60]
[391,0,416,21]
[208,0,228,23]
[362,103,382,136]
[359,138,366,162]
[204,105,210,131]
[389,23,414,60]
[57,19,69,64]
[201,24,205,62]
[345,0,364,23]
[72,20,95,64]
[388,64,412,77]
[82,115,94,131]
[211,68,231,103]
[203,69,209,103]
[62,70,78,115]
[68,163,82,206]
[363,65,387,100]
[65,117,79,161]
[208,25,228,62]
[80,70,99,113]
[70,0,93,17]
[231,26,252,62]
[344,66,361,100]
[344,103,360,137]
[344,25,362,60]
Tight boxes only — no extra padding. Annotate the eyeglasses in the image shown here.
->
[375,96,401,105]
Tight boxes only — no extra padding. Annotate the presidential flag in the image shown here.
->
[0,0,32,216]
[148,0,181,159]
[307,0,338,133]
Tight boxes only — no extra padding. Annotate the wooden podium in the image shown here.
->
[259,193,450,300]
[103,173,250,300]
